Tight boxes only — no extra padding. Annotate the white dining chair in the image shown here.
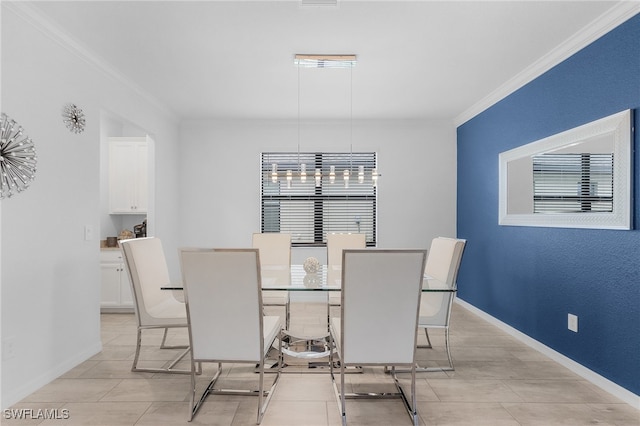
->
[120,237,192,374]
[417,237,466,371]
[329,249,427,426]
[252,232,291,329]
[326,233,366,326]
[180,248,283,424]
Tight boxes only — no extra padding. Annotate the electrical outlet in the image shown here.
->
[568,313,578,333]
[84,225,93,241]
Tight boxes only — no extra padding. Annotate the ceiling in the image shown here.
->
[24,1,629,123]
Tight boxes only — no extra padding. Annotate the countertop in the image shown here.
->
[100,240,122,251]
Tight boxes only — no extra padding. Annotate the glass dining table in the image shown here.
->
[259,264,454,292]
[164,264,453,292]
[163,264,456,369]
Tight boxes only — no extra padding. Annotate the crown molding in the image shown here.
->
[4,1,178,123]
[454,2,640,127]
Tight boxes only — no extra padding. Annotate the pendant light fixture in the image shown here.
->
[294,54,357,69]
[268,54,379,187]
[295,54,358,187]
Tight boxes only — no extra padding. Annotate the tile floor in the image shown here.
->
[4,302,639,425]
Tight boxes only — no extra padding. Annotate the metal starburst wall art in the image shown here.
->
[0,113,38,199]
[62,103,86,134]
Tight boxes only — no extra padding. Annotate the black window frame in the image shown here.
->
[532,152,614,214]
[261,152,377,247]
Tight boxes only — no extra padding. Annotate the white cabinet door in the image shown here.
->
[119,268,134,307]
[109,138,148,214]
[133,143,148,213]
[100,250,134,311]
[100,263,121,307]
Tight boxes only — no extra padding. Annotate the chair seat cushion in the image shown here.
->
[418,319,447,328]
[330,317,341,354]
[147,298,187,322]
[263,315,282,356]
[418,292,452,326]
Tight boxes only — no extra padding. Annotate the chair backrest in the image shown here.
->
[121,237,184,326]
[326,233,366,268]
[180,248,264,362]
[340,249,427,365]
[419,237,467,324]
[252,233,291,267]
[425,237,466,286]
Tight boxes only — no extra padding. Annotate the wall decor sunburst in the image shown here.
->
[0,113,38,199]
[62,103,86,134]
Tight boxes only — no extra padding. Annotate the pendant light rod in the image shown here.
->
[297,62,301,174]
[347,63,353,188]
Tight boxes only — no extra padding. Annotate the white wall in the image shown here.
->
[176,118,457,260]
[99,113,149,241]
[1,2,457,409]
[0,5,180,408]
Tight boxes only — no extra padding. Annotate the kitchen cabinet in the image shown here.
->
[109,138,148,214]
[100,249,134,312]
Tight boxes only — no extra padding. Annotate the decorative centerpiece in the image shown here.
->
[303,274,320,288]
[303,257,320,274]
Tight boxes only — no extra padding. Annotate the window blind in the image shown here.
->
[533,153,613,213]
[261,152,377,246]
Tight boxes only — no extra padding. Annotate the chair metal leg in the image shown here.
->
[285,297,291,331]
[189,362,222,421]
[390,366,418,426]
[340,361,347,426]
[257,330,283,424]
[334,362,418,426]
[412,326,454,372]
[132,327,196,375]
[160,327,189,349]
[327,302,340,332]
[324,292,330,332]
[416,327,432,349]
[444,327,454,370]
[190,333,283,423]
[330,332,415,425]
[328,332,347,426]
[257,361,265,424]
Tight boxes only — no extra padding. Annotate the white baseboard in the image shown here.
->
[455,298,639,409]
[1,341,103,410]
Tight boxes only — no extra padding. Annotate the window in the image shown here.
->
[261,152,377,246]
[533,153,614,213]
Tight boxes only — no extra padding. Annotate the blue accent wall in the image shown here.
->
[456,14,640,395]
